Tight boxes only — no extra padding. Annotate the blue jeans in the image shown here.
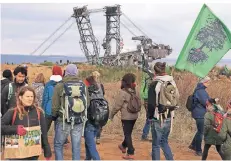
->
[151,118,173,160]
[54,121,83,160]
[191,118,204,152]
[96,126,102,139]
[142,118,150,139]
[84,121,100,160]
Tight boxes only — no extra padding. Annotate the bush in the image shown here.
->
[39,61,54,66]
[78,66,137,83]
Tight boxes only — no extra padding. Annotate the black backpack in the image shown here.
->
[186,88,199,112]
[186,95,194,111]
[88,85,109,127]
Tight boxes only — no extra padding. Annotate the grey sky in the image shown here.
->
[1,2,231,59]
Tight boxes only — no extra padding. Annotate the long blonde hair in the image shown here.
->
[15,86,43,120]
[34,73,46,85]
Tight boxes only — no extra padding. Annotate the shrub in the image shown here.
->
[39,61,54,66]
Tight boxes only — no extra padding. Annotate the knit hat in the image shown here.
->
[65,64,78,76]
[52,65,62,76]
[200,76,211,83]
[3,69,13,80]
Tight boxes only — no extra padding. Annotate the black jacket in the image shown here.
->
[1,78,11,92]
[147,81,158,119]
[1,81,27,115]
[1,106,52,158]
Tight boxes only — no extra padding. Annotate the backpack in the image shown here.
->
[212,105,225,133]
[124,89,142,113]
[157,80,180,109]
[88,85,109,127]
[186,88,202,112]
[62,81,87,126]
[12,108,41,125]
[186,95,193,111]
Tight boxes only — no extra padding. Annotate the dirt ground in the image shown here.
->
[36,135,222,160]
[0,64,226,160]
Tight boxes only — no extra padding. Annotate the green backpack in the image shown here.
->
[140,72,152,100]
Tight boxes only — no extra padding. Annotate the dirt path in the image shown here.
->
[37,135,222,160]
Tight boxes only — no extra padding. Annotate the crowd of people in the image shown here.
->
[1,62,231,160]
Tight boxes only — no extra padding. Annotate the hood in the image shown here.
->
[62,75,80,82]
[1,78,11,84]
[50,75,62,82]
[155,75,174,82]
[195,83,206,90]
[32,82,44,88]
[46,80,58,87]
[1,77,7,81]
[154,75,177,87]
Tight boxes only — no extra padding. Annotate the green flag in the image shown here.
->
[175,4,231,78]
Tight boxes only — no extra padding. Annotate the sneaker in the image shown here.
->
[195,151,202,156]
[188,145,196,151]
[118,144,126,153]
[96,138,100,145]
[122,154,134,160]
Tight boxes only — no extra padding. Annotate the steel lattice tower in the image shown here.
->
[102,5,122,59]
[73,6,100,64]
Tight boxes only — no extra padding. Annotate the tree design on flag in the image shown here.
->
[187,18,227,65]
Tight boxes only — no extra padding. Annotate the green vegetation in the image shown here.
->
[39,61,54,66]
[78,66,138,83]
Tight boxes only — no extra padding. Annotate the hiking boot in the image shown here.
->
[122,154,134,160]
[195,151,202,156]
[118,144,126,153]
[96,138,100,145]
[188,145,196,151]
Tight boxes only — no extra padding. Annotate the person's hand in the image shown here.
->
[45,157,51,160]
[17,125,27,136]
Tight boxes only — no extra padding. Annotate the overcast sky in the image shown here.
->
[1,2,231,59]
